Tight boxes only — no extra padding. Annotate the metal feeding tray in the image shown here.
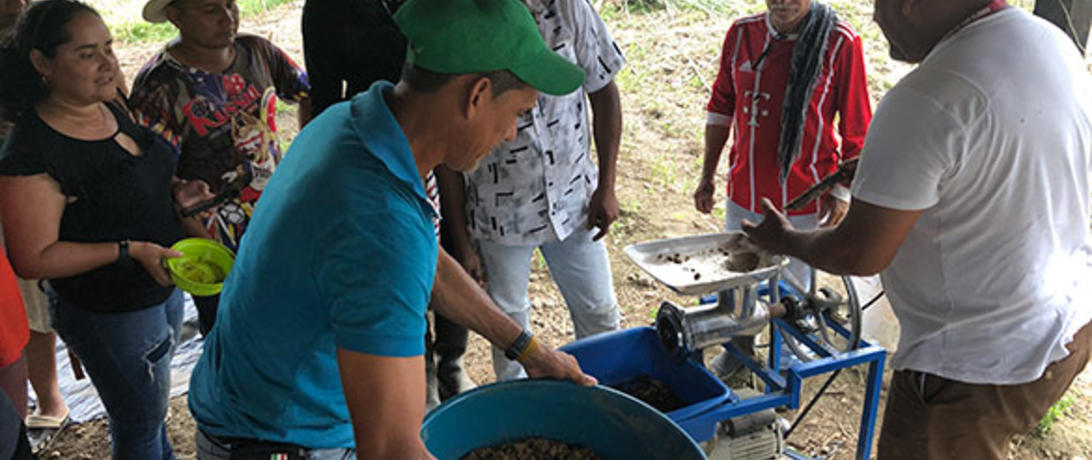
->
[624,232,788,295]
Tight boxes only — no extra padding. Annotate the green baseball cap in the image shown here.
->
[393,0,586,96]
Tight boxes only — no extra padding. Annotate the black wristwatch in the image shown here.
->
[117,240,134,267]
[504,330,534,361]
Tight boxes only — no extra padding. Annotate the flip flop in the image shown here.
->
[27,423,63,454]
[25,409,69,430]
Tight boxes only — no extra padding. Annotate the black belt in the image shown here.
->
[203,430,309,460]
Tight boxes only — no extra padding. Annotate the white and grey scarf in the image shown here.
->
[777,2,838,183]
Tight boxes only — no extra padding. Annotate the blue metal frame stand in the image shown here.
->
[686,282,886,460]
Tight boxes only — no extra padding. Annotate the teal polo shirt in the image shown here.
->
[188,82,438,448]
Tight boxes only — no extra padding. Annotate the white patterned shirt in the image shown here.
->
[425,171,440,240]
[463,0,625,245]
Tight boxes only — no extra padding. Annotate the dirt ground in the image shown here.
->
[40,0,1092,458]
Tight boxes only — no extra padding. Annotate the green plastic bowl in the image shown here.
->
[165,238,235,296]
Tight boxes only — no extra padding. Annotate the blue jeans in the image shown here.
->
[51,288,184,460]
[477,228,620,381]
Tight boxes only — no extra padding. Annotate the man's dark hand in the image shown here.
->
[741,198,796,254]
[819,193,849,228]
[455,244,487,289]
[587,186,619,241]
[693,177,716,214]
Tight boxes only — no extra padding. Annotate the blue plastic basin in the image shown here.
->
[560,327,731,441]
[421,380,706,460]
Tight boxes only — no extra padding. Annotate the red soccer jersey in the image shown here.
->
[707,13,872,215]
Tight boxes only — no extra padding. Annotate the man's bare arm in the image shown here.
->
[743,197,924,276]
[297,97,313,128]
[586,81,622,240]
[337,349,434,459]
[431,249,595,384]
[434,166,485,283]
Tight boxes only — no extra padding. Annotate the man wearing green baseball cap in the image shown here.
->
[187,0,594,458]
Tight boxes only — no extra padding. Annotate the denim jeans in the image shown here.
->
[477,228,620,381]
[195,429,356,460]
[50,288,184,460]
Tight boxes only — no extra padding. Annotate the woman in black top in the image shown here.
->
[0,1,212,458]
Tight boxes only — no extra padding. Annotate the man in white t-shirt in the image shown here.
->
[742,0,1092,458]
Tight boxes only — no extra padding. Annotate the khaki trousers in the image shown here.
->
[877,321,1092,460]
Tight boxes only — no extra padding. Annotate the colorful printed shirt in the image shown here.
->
[129,34,310,251]
[707,13,871,215]
[462,0,625,245]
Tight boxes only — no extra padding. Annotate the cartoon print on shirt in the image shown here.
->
[129,35,311,253]
[229,87,279,194]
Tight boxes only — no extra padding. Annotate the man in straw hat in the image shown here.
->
[130,0,313,337]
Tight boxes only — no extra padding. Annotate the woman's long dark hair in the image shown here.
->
[0,0,101,122]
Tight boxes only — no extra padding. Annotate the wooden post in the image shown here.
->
[1035,0,1092,55]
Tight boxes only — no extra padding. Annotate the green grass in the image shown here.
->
[649,157,678,190]
[110,20,175,44]
[1036,392,1077,435]
[86,0,171,45]
[274,99,298,151]
[712,205,725,222]
[532,250,548,272]
[92,0,295,44]
[613,197,643,237]
[598,0,746,22]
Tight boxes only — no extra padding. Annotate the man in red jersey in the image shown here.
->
[694,0,872,376]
